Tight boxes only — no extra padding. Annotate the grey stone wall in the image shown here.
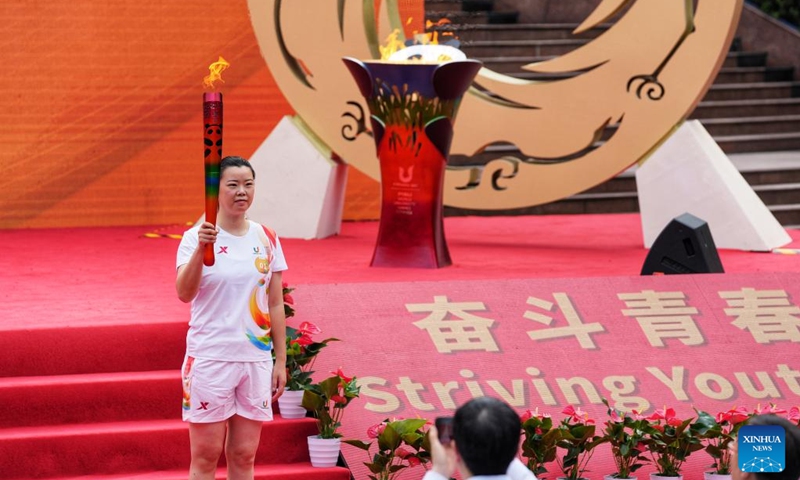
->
[737,3,800,72]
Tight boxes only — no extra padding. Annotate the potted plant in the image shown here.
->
[692,406,749,480]
[302,368,361,467]
[273,283,340,419]
[602,400,650,480]
[520,407,559,477]
[554,405,606,480]
[644,407,704,480]
[344,417,431,480]
[278,320,339,419]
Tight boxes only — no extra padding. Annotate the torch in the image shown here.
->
[202,56,229,266]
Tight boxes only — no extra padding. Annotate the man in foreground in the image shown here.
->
[425,396,534,480]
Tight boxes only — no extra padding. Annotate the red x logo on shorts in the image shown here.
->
[198,402,209,410]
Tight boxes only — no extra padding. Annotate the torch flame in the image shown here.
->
[380,18,458,62]
[203,56,230,90]
[380,29,406,60]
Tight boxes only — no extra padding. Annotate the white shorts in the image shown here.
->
[181,355,274,423]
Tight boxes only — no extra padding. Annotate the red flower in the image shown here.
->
[367,422,386,439]
[647,406,675,421]
[407,456,421,466]
[788,406,800,423]
[298,321,321,335]
[666,416,682,427]
[332,367,353,383]
[717,406,749,426]
[331,394,347,404]
[754,403,787,415]
[396,447,412,459]
[282,281,289,289]
[521,410,534,423]
[562,405,594,424]
[283,294,295,305]
[522,407,549,422]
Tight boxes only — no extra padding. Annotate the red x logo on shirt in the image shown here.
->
[217,246,228,255]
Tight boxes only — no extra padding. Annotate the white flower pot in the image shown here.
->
[651,474,682,480]
[704,473,732,480]
[277,389,306,419]
[606,475,637,480]
[307,435,340,468]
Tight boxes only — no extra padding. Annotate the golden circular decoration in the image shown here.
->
[248,0,742,210]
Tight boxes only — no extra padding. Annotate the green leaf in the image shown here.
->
[342,439,372,451]
[301,390,324,412]
[392,418,428,435]
[378,424,402,451]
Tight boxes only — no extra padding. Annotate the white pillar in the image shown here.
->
[246,116,348,239]
[636,120,790,251]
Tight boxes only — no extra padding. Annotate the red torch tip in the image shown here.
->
[203,92,222,102]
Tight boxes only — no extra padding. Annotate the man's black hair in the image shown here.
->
[745,415,800,480]
[453,396,521,476]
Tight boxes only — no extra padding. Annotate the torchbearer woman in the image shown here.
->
[176,155,288,479]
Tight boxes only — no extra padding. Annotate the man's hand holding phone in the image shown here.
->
[435,417,454,445]
[429,417,457,479]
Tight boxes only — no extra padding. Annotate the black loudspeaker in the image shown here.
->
[641,213,724,275]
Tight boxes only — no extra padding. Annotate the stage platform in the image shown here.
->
[3,213,800,330]
[2,213,800,479]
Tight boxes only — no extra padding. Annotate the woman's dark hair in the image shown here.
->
[453,397,521,476]
[220,156,255,179]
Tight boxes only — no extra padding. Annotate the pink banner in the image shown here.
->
[296,272,800,478]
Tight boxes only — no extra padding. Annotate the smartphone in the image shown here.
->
[435,416,454,444]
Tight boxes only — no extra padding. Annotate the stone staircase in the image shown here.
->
[426,0,800,228]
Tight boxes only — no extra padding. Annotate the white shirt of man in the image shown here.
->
[422,458,536,480]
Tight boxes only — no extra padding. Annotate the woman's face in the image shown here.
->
[219,166,254,217]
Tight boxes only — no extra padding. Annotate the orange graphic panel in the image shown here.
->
[0,0,424,229]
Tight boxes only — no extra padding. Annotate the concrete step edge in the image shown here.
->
[769,203,800,212]
[701,114,800,124]
[752,182,800,192]
[710,81,800,90]
[481,51,766,63]
[463,39,587,46]
[568,182,800,198]
[432,22,611,30]
[715,132,800,142]
[698,97,800,106]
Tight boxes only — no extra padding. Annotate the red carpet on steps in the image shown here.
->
[2,214,799,479]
